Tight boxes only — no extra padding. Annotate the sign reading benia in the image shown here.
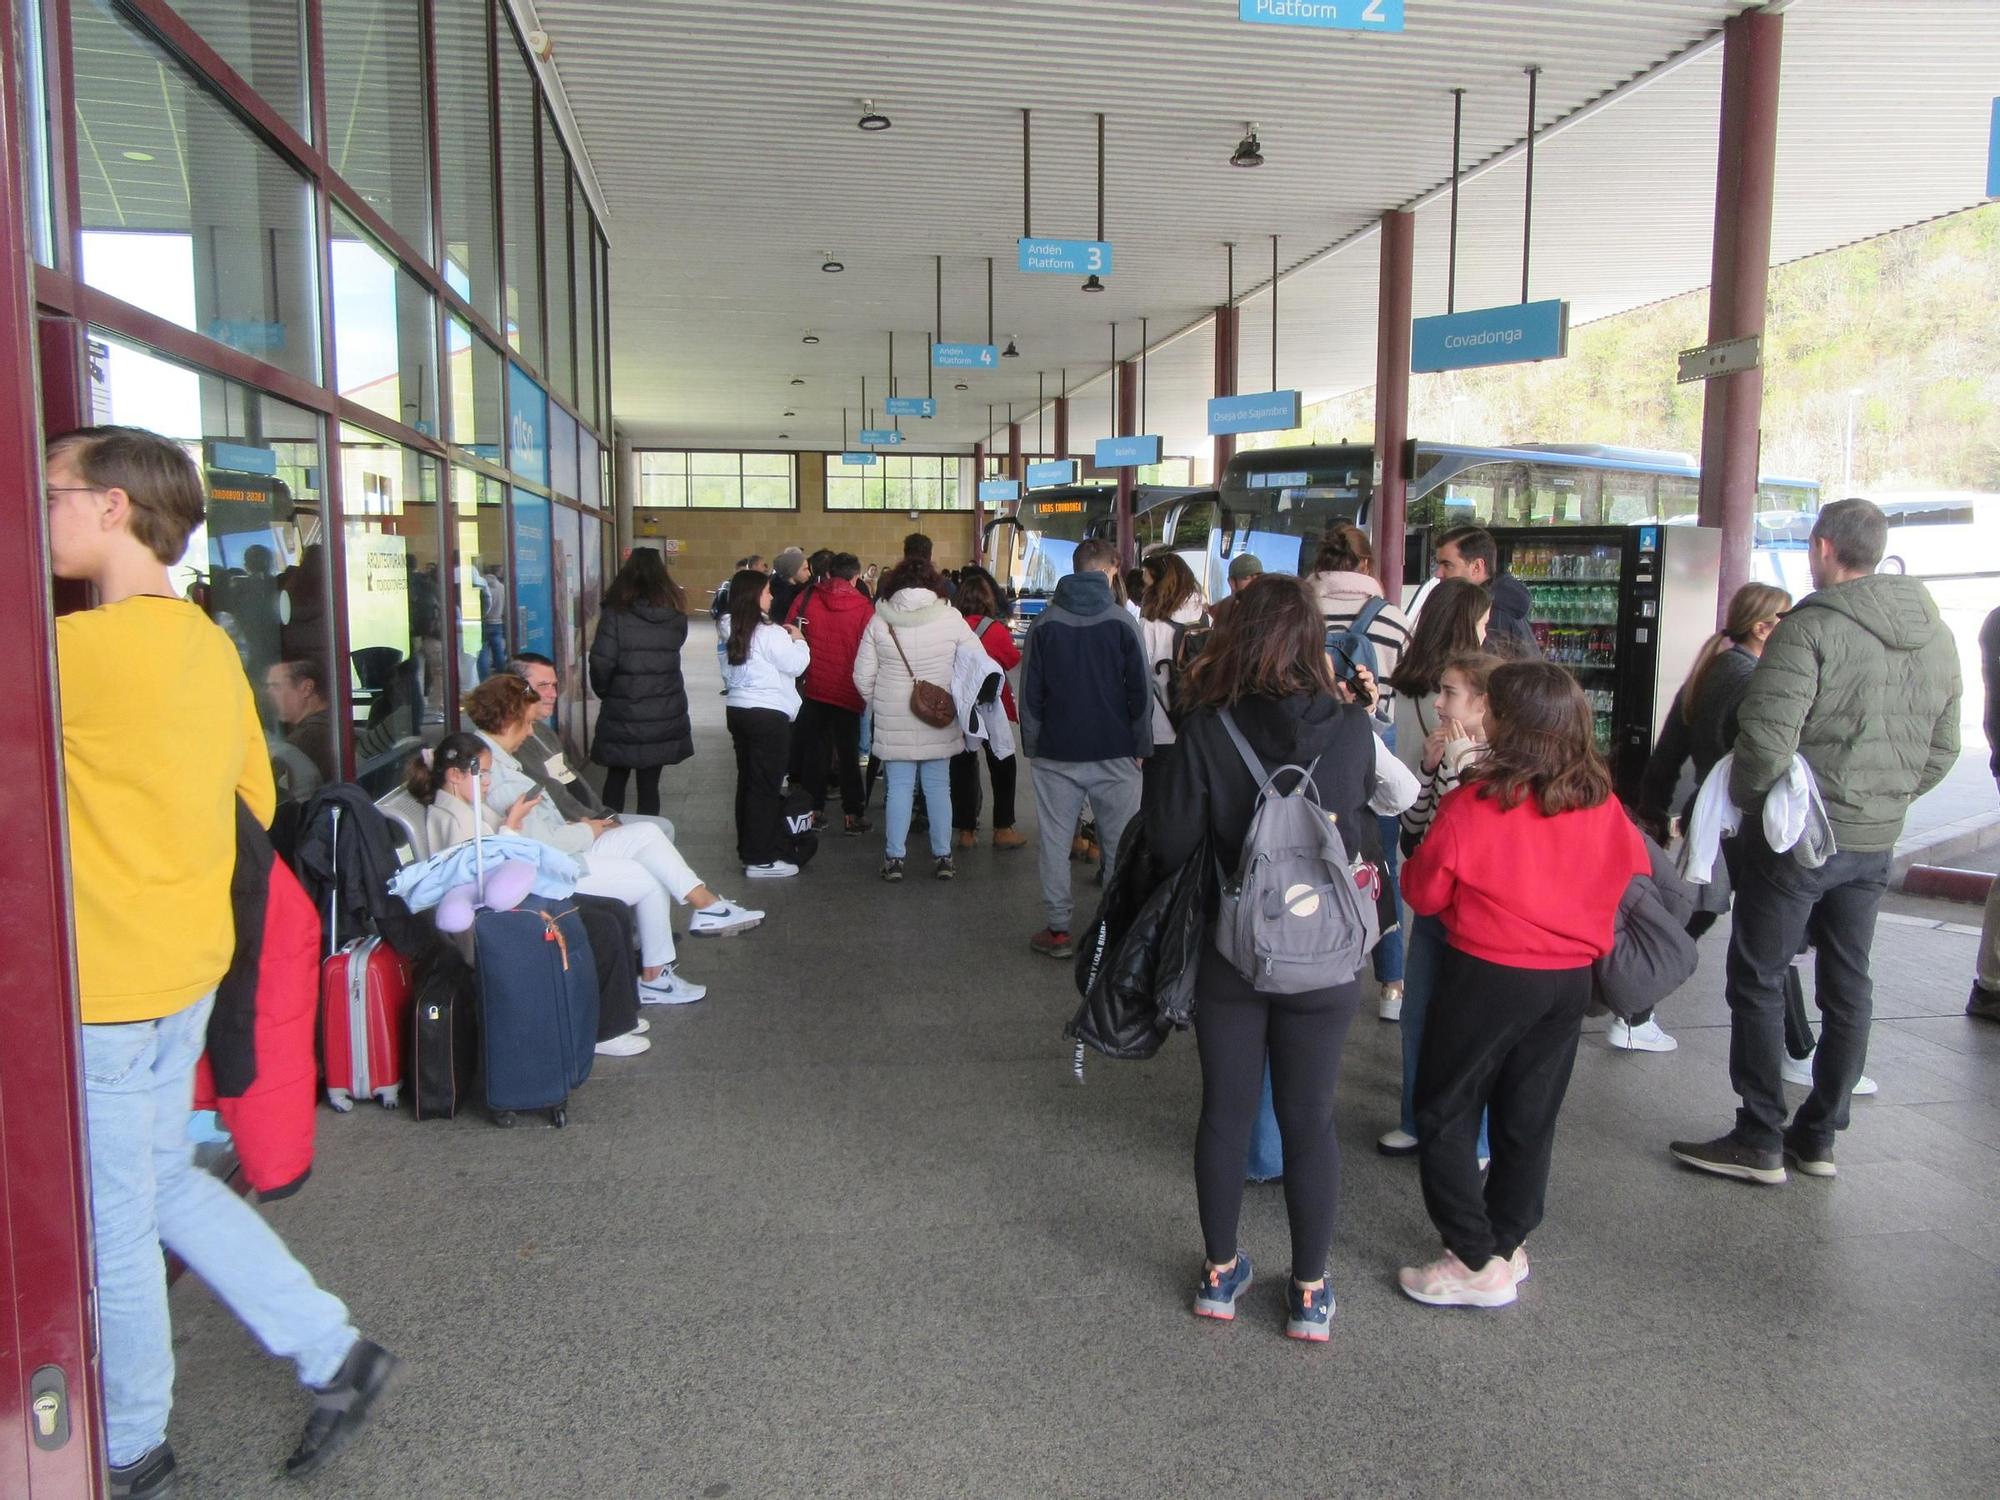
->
[1411,299,1569,374]
[1094,435,1163,469]
[1238,0,1403,33]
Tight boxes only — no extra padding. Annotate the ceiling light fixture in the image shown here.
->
[801,330,820,345]
[954,381,969,392]
[779,433,790,440]
[820,252,844,273]
[783,410,796,418]
[791,377,806,386]
[1083,111,1108,294]
[121,149,156,162]
[1231,123,1265,169]
[1002,335,1021,359]
[857,99,891,132]
[1081,275,1104,294]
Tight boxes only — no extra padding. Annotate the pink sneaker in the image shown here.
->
[1397,1250,1518,1308]
[1509,1245,1530,1284]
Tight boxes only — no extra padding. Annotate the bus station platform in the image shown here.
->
[166,648,2000,1500]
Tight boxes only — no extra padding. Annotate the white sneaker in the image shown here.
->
[744,860,799,880]
[1607,1017,1679,1053]
[593,1031,651,1057]
[689,898,764,936]
[1378,984,1404,1022]
[1377,1127,1419,1156]
[1782,1049,1877,1095]
[633,1018,650,1035]
[639,969,707,1006]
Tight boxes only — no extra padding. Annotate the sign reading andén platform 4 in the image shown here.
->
[1018,238,1113,276]
[1411,299,1569,374]
[1208,390,1303,436]
[1094,435,1163,469]
[885,396,936,418]
[1238,0,1403,33]
[933,342,998,369]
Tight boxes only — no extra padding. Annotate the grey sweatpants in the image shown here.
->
[1032,757,1142,932]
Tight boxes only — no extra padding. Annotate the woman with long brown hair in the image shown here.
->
[1397,661,1649,1308]
[1136,551,1208,753]
[1146,574,1416,1342]
[588,545,693,816]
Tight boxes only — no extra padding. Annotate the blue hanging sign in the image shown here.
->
[933,342,998,369]
[1411,299,1570,374]
[1988,97,1999,198]
[207,441,278,476]
[1207,390,1303,436]
[1017,238,1113,276]
[885,396,936,418]
[1026,459,1080,489]
[856,428,903,446]
[840,452,878,466]
[978,479,1021,503]
[1238,0,1403,32]
[1094,435,1163,469]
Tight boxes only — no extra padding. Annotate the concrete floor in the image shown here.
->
[168,648,2000,1499]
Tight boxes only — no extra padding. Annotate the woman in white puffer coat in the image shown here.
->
[853,556,977,882]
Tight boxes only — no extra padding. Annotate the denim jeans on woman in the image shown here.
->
[884,758,953,859]
[84,993,358,1466]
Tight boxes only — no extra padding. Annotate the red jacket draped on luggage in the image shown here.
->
[796,576,874,714]
[194,802,321,1197]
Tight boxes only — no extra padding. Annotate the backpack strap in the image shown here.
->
[1217,708,1320,799]
[1351,595,1390,639]
[975,616,1002,643]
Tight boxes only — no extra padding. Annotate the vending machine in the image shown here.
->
[1490,524,1721,803]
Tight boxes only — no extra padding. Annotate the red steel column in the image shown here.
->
[1697,7,1783,618]
[1007,421,1023,481]
[1052,396,1070,462]
[1211,304,1239,485]
[971,440,987,565]
[1373,210,1414,599]
[1115,357,1138,569]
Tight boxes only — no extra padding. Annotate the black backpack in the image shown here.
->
[1159,620,1212,725]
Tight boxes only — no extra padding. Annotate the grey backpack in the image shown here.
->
[1212,709,1381,994]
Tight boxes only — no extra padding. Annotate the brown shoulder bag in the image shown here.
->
[887,624,957,729]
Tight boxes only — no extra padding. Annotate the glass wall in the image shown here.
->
[542,116,574,406]
[572,176,597,429]
[825,453,966,510]
[638,452,796,509]
[169,0,308,136]
[434,0,500,322]
[332,207,438,434]
[320,1,430,253]
[497,34,541,368]
[453,469,510,682]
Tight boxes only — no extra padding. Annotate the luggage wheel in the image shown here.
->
[375,1085,402,1109]
[549,1107,568,1129]
[489,1108,517,1129]
[327,1090,353,1113]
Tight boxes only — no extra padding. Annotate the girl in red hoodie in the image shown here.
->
[1397,660,1648,1308]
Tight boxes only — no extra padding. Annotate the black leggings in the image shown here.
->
[1415,947,1592,1268]
[948,744,1017,831]
[599,764,663,817]
[726,707,791,866]
[1192,945,1362,1281]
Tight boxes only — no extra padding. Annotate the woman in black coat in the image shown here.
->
[588,548,694,815]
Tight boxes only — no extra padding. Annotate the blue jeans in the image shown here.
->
[1399,914,1489,1157]
[479,624,508,678]
[1246,1060,1283,1180]
[1372,816,1405,987]
[883,758,952,859]
[83,994,357,1466]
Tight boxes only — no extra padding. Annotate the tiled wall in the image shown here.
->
[631,452,979,608]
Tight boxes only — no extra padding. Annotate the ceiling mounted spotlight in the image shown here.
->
[820,252,844,273]
[857,99,891,132]
[779,433,791,440]
[1231,123,1265,169]
[783,409,796,418]
[954,381,969,392]
[1080,275,1104,294]
[1002,336,1021,359]
[790,377,805,386]
[801,330,820,345]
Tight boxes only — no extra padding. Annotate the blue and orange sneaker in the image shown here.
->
[1285,1279,1334,1342]
[1193,1250,1253,1321]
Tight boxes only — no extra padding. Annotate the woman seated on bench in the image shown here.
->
[406,723,756,1007]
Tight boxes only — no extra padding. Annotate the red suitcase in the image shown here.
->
[320,937,412,1110]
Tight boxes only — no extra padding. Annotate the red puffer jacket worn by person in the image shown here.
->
[797,574,874,714]
[193,803,322,1197]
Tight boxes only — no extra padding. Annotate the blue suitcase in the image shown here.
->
[473,896,599,1127]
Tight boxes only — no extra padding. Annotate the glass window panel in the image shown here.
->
[164,1,307,137]
[497,35,541,366]
[321,1,429,253]
[571,177,596,428]
[510,488,554,656]
[690,475,733,508]
[579,429,601,509]
[551,502,584,759]
[577,510,603,747]
[338,425,445,789]
[690,451,739,476]
[549,404,578,498]
[596,232,612,434]
[433,0,497,322]
[446,316,503,460]
[73,0,319,380]
[24,0,56,264]
[743,474,790,509]
[87,329,329,799]
[542,120,573,402]
[453,467,510,681]
[331,207,437,435]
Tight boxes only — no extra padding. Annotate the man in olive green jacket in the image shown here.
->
[1672,499,1960,1187]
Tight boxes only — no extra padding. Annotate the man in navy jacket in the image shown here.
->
[1019,537,1153,958]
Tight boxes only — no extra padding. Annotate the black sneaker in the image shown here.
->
[880,857,904,882]
[934,855,955,881]
[1783,1133,1837,1179]
[285,1338,400,1477]
[1969,982,2000,1023]
[109,1444,177,1499]
[1669,1134,1787,1185]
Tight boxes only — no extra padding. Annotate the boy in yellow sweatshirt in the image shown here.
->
[52,427,396,1498]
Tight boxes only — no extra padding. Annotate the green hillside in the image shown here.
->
[1245,202,2000,497]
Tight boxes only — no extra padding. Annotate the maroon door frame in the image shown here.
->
[0,0,105,1493]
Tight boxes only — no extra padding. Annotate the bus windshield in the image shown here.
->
[1008,488,1114,595]
[1216,446,1372,577]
